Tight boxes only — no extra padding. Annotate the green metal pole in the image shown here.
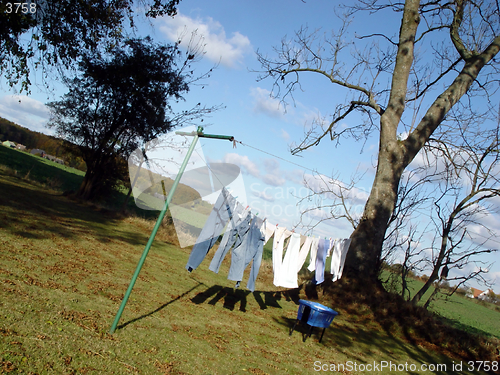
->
[109,127,202,334]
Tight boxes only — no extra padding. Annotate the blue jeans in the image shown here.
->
[186,188,237,271]
[209,207,250,273]
[227,216,265,292]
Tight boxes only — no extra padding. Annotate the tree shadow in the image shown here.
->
[0,173,162,247]
[303,277,500,365]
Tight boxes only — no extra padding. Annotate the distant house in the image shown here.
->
[2,140,16,148]
[466,287,484,299]
[30,149,45,157]
[477,289,495,301]
[43,154,64,165]
[15,143,26,151]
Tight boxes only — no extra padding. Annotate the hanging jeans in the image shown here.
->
[209,207,250,274]
[186,188,236,272]
[314,238,328,284]
[275,232,301,288]
[227,216,265,292]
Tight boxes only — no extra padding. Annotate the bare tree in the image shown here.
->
[410,125,500,305]
[257,0,500,282]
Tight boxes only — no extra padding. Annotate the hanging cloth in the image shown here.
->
[264,220,275,244]
[326,237,334,257]
[331,238,351,281]
[208,203,249,273]
[186,188,237,272]
[274,232,301,288]
[297,236,312,272]
[314,238,328,284]
[307,237,320,272]
[272,227,292,285]
[227,215,266,292]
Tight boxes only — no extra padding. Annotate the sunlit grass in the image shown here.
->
[0,151,498,374]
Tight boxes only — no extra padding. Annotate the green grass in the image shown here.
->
[382,271,500,339]
[0,145,84,192]
[0,156,499,374]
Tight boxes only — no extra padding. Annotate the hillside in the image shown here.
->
[0,132,212,220]
[0,116,86,171]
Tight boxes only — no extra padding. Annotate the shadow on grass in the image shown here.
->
[115,284,302,331]
[304,277,500,366]
[116,282,204,331]
[191,285,301,312]
[273,314,452,369]
[437,315,495,339]
[0,173,152,247]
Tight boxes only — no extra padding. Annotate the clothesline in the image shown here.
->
[185,188,351,292]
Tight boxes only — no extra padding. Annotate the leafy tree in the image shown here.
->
[0,0,181,92]
[257,0,500,283]
[47,37,217,200]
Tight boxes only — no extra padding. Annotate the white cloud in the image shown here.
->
[250,87,285,118]
[280,129,290,141]
[222,153,260,177]
[157,13,251,68]
[262,174,286,186]
[0,95,52,134]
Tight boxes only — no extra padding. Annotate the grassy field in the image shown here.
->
[382,272,500,340]
[0,145,85,193]
[1,149,500,374]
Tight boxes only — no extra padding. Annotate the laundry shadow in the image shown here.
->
[191,285,301,312]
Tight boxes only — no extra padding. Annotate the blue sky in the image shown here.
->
[0,0,498,292]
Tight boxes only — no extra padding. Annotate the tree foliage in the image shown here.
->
[47,37,217,200]
[0,0,181,92]
[257,0,500,281]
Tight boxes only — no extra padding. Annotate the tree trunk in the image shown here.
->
[343,140,405,281]
[77,167,105,201]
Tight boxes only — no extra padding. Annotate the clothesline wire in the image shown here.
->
[234,139,323,176]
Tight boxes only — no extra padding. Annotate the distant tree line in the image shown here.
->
[0,117,86,171]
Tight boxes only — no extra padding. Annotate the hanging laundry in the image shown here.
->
[307,237,320,272]
[274,232,301,288]
[185,188,237,272]
[272,227,292,285]
[331,238,351,281]
[314,238,329,284]
[264,220,275,243]
[208,203,249,274]
[326,237,334,257]
[330,239,341,281]
[297,236,312,272]
[227,215,266,292]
